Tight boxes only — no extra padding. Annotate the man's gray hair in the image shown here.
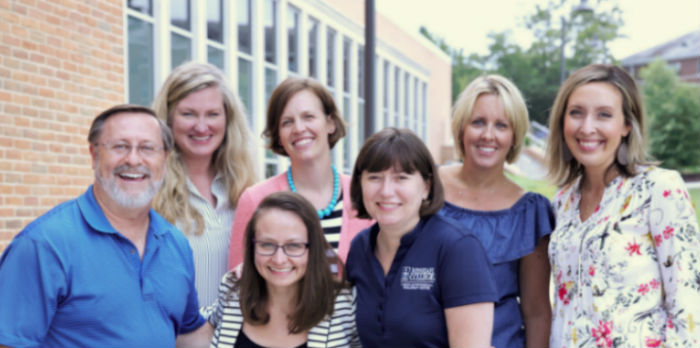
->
[87,104,173,151]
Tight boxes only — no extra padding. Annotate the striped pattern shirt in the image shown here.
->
[321,192,343,252]
[178,173,235,307]
[208,272,361,348]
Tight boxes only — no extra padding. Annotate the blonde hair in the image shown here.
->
[152,62,258,235]
[451,75,529,163]
[545,64,653,186]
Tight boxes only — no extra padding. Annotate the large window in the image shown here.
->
[170,0,191,69]
[263,0,279,177]
[326,28,336,95]
[307,17,319,79]
[357,45,365,145]
[286,5,300,74]
[422,82,428,140]
[207,0,224,70]
[342,37,352,173]
[237,0,253,124]
[127,4,154,106]
[404,72,410,129]
[383,61,390,128]
[393,67,400,127]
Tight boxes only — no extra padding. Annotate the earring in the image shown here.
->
[617,141,629,166]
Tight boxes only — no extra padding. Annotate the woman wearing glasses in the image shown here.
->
[152,62,257,306]
[200,192,359,347]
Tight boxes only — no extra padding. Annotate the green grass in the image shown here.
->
[690,187,700,226]
[506,173,558,199]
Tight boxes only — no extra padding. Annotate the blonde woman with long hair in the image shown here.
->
[153,62,257,306]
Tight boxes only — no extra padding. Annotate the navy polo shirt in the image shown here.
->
[0,186,205,347]
[346,214,498,348]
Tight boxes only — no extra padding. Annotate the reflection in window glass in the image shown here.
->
[308,17,318,78]
[208,46,224,70]
[394,67,400,126]
[265,163,277,178]
[404,72,410,128]
[383,61,390,128]
[414,77,419,133]
[326,28,336,88]
[207,0,223,43]
[128,16,154,106]
[422,82,427,140]
[171,32,191,69]
[265,68,277,104]
[264,0,277,64]
[357,45,364,98]
[358,100,364,144]
[343,97,351,173]
[237,0,251,54]
[342,38,351,93]
[238,58,253,125]
[287,5,299,73]
[171,0,190,30]
[128,0,152,15]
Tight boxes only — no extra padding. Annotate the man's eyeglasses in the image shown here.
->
[96,141,164,158]
[253,239,309,257]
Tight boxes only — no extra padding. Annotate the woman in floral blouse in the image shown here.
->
[545,64,700,348]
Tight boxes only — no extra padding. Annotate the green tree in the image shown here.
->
[641,59,700,173]
[420,1,624,127]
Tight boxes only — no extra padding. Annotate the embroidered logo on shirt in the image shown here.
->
[400,266,435,290]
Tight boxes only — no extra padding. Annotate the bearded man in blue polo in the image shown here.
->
[0,105,210,347]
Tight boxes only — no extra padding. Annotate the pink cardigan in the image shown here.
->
[228,172,373,269]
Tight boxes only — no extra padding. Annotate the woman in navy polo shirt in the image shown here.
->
[346,128,498,347]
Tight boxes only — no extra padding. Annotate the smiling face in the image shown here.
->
[361,167,430,234]
[278,89,336,164]
[253,208,309,293]
[462,94,514,170]
[563,82,631,175]
[171,86,226,163]
[91,112,167,210]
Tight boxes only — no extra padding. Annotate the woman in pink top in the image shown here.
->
[228,77,372,269]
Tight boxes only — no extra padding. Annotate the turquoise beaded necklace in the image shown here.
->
[287,165,340,219]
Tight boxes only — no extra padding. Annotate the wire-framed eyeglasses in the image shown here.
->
[96,141,164,158]
[253,239,309,257]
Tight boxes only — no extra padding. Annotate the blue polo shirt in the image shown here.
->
[346,214,498,348]
[0,186,205,347]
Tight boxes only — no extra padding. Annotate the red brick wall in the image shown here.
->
[0,0,125,253]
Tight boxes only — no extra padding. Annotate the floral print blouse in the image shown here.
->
[549,166,700,348]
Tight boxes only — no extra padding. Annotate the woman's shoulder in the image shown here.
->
[241,172,288,198]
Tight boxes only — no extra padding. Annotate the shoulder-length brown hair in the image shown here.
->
[546,64,654,186]
[263,76,346,156]
[237,192,344,334]
[350,127,444,219]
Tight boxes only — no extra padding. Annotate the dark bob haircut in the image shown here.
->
[238,191,343,334]
[350,127,444,219]
[263,76,347,156]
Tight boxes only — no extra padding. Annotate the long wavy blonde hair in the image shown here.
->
[153,62,257,235]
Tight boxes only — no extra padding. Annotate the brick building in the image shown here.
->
[622,30,700,84]
[0,0,451,252]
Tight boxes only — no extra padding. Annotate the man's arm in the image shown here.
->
[0,236,65,347]
[175,322,214,348]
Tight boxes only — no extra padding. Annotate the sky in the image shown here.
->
[375,0,700,59]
